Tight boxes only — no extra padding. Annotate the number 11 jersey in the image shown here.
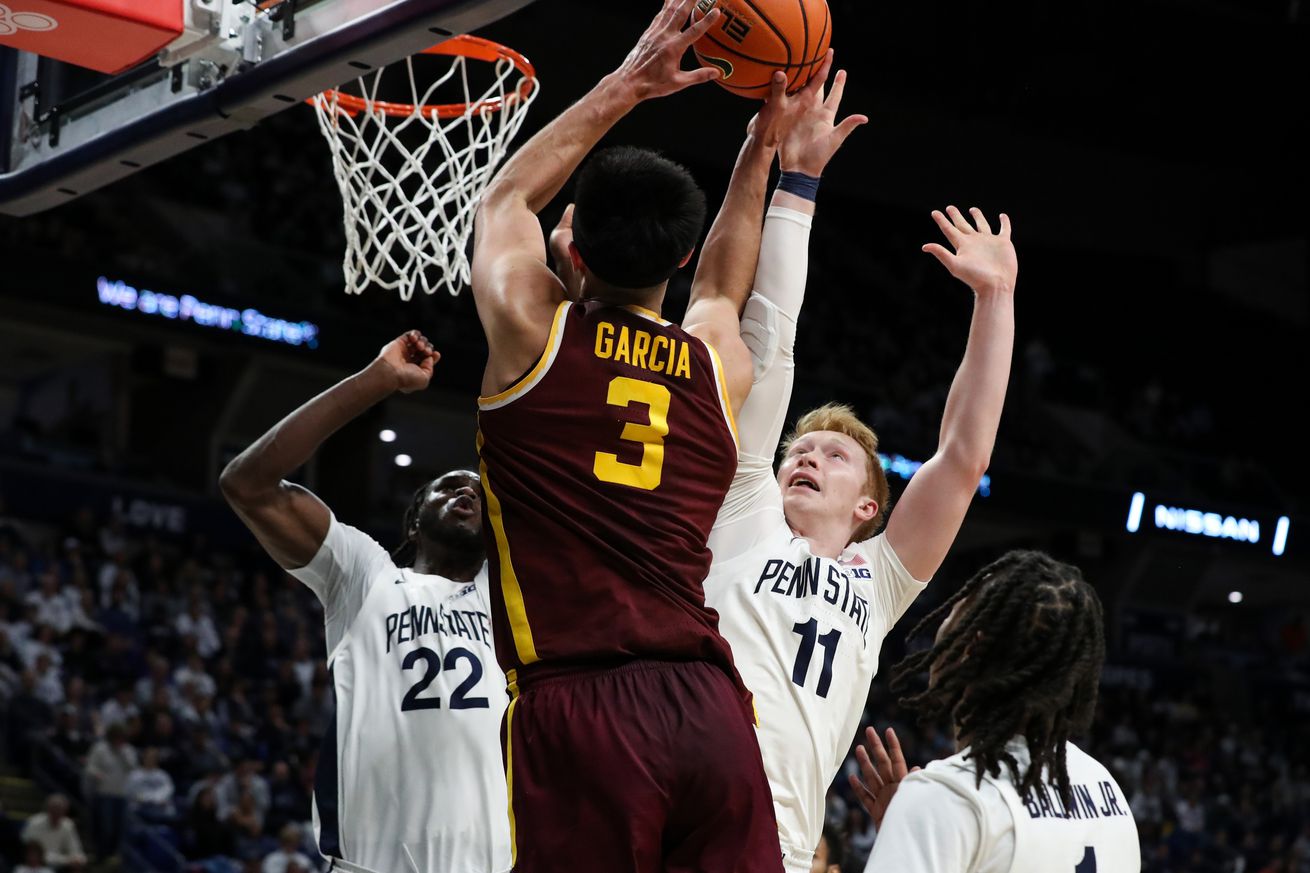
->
[476,300,743,691]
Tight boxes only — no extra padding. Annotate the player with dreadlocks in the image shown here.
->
[856,549,1140,873]
[220,330,510,873]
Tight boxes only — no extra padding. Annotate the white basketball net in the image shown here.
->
[311,43,538,300]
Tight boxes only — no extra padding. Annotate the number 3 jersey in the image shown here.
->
[476,300,743,691]
[289,516,510,873]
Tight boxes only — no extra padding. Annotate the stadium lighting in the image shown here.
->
[1228,591,1243,604]
[1126,492,1145,533]
[394,454,412,468]
[379,429,397,443]
[1273,516,1290,556]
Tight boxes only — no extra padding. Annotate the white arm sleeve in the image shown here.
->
[287,515,394,655]
[710,205,813,562]
[864,776,984,873]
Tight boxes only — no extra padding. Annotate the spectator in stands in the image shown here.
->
[134,653,177,709]
[60,678,96,737]
[227,789,265,860]
[8,671,53,761]
[810,822,843,873]
[19,795,85,871]
[216,759,269,823]
[30,652,63,708]
[97,685,137,733]
[176,596,222,659]
[185,785,234,862]
[263,762,308,836]
[175,651,217,699]
[47,704,92,763]
[262,824,313,873]
[844,806,876,868]
[125,747,176,820]
[84,722,137,855]
[25,573,71,635]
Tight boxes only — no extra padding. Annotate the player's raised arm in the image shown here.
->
[472,0,722,393]
[219,331,439,569]
[731,53,865,456]
[881,208,1017,581]
[682,72,784,333]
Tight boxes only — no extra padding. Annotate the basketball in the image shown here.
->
[691,0,832,99]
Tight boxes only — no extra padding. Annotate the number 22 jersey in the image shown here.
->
[289,516,510,873]
[476,300,743,691]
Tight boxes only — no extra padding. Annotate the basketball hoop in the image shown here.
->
[310,35,539,300]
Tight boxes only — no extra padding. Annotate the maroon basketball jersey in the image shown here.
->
[477,300,742,691]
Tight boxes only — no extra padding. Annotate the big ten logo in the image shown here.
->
[849,567,872,579]
[0,5,58,36]
[695,0,753,43]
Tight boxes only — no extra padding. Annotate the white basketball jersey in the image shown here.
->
[289,517,510,873]
[864,739,1140,873]
[705,507,925,869]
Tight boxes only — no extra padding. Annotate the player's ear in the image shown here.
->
[678,247,696,268]
[568,241,585,274]
[854,496,877,525]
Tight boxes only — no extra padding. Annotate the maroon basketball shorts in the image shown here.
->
[501,659,783,873]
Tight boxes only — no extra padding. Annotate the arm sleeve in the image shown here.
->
[862,534,930,638]
[286,515,393,653]
[864,776,984,873]
[709,206,813,562]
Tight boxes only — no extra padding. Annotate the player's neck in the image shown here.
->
[582,278,666,315]
[787,516,850,560]
[412,541,483,582]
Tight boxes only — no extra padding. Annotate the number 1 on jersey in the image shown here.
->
[593,376,671,490]
[1074,847,1096,872]
[791,619,841,698]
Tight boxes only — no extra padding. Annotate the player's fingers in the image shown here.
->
[855,743,886,790]
[999,212,1012,239]
[969,207,993,234]
[806,50,834,101]
[559,203,575,229]
[847,772,876,807]
[679,6,720,45]
[930,210,961,246]
[822,67,848,117]
[922,242,956,270]
[884,727,908,777]
[767,69,787,103]
[867,728,895,783]
[831,113,868,148]
[680,66,723,88]
[945,204,974,234]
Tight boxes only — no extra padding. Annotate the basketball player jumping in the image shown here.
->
[860,551,1141,873]
[689,67,1020,871]
[470,0,793,868]
[219,331,510,873]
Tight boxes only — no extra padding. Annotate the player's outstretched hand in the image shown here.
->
[616,0,723,101]
[923,206,1018,297]
[377,330,439,393]
[751,50,866,177]
[848,725,920,829]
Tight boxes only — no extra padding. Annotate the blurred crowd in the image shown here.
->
[1,499,330,873]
